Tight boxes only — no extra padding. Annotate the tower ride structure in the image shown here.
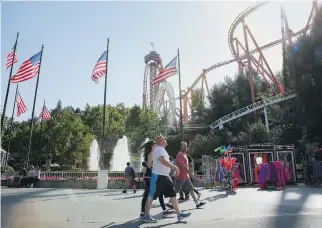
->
[142,50,177,128]
[142,50,162,110]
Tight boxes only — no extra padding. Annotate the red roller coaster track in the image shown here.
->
[179,0,319,124]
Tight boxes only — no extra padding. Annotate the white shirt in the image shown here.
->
[27,170,35,177]
[152,146,170,176]
[34,170,41,178]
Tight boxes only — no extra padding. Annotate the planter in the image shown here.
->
[107,180,145,189]
[107,180,125,189]
[83,180,97,189]
[37,180,97,189]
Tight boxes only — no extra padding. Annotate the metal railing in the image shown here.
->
[1,171,206,183]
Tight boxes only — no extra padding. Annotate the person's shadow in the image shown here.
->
[202,193,229,202]
[101,212,179,228]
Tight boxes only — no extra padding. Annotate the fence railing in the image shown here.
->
[1,171,206,183]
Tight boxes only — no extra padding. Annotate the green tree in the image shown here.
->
[43,108,94,168]
[289,7,322,144]
[126,107,166,154]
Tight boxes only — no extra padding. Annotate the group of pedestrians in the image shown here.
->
[138,135,206,223]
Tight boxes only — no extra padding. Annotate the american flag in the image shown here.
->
[10,51,41,84]
[151,56,177,85]
[6,44,18,69]
[92,51,108,83]
[16,92,27,117]
[39,106,51,120]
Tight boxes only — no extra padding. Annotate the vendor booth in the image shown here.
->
[245,144,297,189]
[274,145,297,183]
[246,144,275,184]
[231,146,247,184]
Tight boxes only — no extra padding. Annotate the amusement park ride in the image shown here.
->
[142,1,320,129]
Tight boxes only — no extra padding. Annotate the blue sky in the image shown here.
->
[1,1,314,121]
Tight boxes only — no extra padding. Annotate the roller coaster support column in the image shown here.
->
[242,20,256,104]
[235,39,243,74]
[245,25,281,93]
[263,107,269,133]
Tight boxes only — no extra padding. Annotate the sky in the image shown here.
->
[1,0,317,121]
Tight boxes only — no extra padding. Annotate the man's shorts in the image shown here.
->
[148,174,176,200]
[174,178,194,193]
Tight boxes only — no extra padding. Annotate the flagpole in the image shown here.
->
[1,32,19,132]
[38,99,46,167]
[4,84,19,172]
[101,38,110,169]
[177,48,184,141]
[26,45,44,168]
[40,99,45,130]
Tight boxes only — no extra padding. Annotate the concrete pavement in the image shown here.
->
[1,185,321,228]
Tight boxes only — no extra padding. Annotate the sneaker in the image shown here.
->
[122,190,126,193]
[196,201,206,208]
[177,212,191,222]
[143,215,157,223]
[166,203,174,209]
[185,194,190,200]
[197,192,201,200]
[163,209,173,216]
[139,213,145,220]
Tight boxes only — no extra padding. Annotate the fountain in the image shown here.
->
[110,136,131,171]
[140,138,150,161]
[132,138,150,171]
[88,139,100,171]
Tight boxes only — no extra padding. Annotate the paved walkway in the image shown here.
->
[1,185,322,228]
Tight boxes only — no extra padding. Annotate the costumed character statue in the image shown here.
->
[214,145,240,194]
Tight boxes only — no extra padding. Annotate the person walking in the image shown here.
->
[167,142,206,208]
[182,155,201,200]
[122,162,136,194]
[143,136,191,223]
[140,140,172,219]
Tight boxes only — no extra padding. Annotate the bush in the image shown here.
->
[6,165,15,173]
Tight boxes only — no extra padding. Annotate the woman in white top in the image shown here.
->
[33,166,41,187]
[27,165,35,187]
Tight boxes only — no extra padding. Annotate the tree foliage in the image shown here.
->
[289,6,322,143]
[1,102,166,170]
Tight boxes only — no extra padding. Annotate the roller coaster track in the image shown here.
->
[182,0,318,126]
[183,1,317,98]
[209,90,296,130]
[228,1,268,61]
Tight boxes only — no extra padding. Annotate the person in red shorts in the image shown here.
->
[167,142,206,209]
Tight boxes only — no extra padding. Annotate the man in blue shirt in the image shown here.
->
[122,162,136,193]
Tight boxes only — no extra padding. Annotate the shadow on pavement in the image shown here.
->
[209,188,227,192]
[102,220,181,228]
[202,193,229,202]
[2,188,123,203]
[113,195,143,200]
[1,188,58,228]
[273,185,321,228]
[101,218,141,228]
